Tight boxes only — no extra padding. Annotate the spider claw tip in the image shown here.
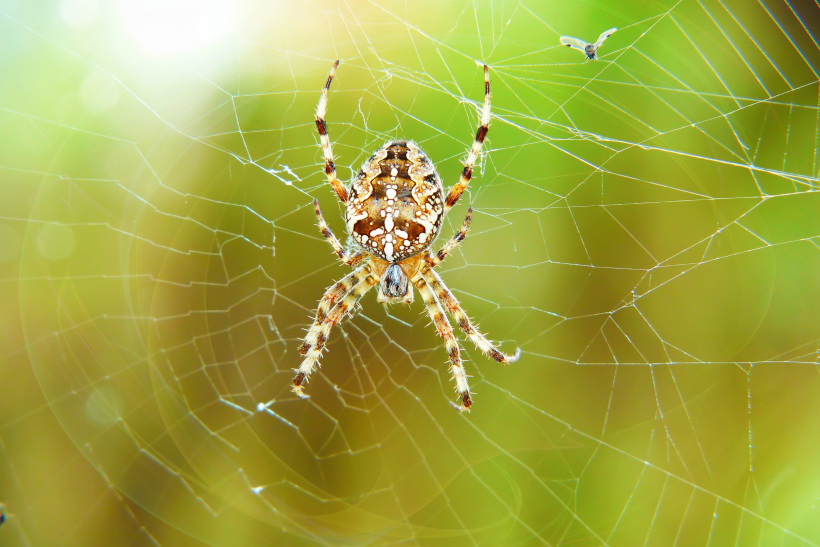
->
[509,347,522,362]
[449,401,471,413]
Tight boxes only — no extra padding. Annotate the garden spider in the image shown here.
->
[293,60,520,411]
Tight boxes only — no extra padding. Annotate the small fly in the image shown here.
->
[560,28,617,60]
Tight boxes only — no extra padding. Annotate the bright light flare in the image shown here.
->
[120,0,234,55]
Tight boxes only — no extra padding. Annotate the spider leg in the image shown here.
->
[414,275,472,411]
[298,264,370,356]
[293,267,377,397]
[444,64,490,212]
[315,60,348,203]
[426,207,472,268]
[314,199,363,266]
[421,264,521,364]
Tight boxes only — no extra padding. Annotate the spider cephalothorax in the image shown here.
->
[293,60,520,411]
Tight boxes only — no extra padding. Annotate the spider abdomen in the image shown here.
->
[346,140,444,263]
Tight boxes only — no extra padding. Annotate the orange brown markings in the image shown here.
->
[427,272,467,324]
[327,60,339,81]
[369,257,389,279]
[327,279,350,303]
[446,187,464,208]
[457,316,474,334]
[328,313,344,329]
[475,125,488,144]
[333,184,348,203]
[300,272,374,356]
[383,142,409,161]
[324,290,362,331]
[327,291,358,325]
[404,220,425,241]
[425,209,470,267]
[447,166,473,208]
[488,348,505,362]
[293,371,306,387]
[353,221,377,239]
[431,311,449,333]
[318,225,346,260]
[447,343,460,361]
[300,273,358,356]
[315,119,327,135]
[422,264,520,364]
[461,392,472,408]
[440,294,470,332]
[324,60,339,88]
[324,161,335,175]
[398,254,425,281]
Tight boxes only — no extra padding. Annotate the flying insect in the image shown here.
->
[560,28,617,60]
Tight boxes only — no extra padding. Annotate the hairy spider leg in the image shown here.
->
[314,199,363,266]
[426,207,472,268]
[414,275,472,411]
[298,264,371,356]
[444,64,491,212]
[315,60,348,203]
[293,268,377,397]
[421,265,521,364]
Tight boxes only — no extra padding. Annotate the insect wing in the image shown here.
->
[560,36,589,53]
[594,27,617,48]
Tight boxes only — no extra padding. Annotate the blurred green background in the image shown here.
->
[2,0,820,545]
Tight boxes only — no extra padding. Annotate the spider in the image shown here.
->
[292,60,520,411]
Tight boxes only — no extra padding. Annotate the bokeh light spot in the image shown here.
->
[85,387,125,425]
[120,0,234,55]
[60,0,100,29]
[79,70,121,113]
[37,224,75,260]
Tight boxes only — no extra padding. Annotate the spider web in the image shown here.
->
[2,0,820,545]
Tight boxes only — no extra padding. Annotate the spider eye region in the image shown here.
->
[346,140,444,263]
